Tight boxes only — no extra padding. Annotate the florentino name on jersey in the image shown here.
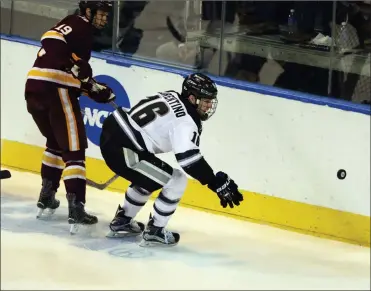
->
[161,92,186,118]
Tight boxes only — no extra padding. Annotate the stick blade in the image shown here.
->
[86,179,106,190]
[0,170,11,179]
[86,175,119,191]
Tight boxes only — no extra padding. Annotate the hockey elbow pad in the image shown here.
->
[208,172,244,208]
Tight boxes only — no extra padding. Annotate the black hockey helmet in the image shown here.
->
[182,73,218,121]
[79,1,113,13]
[79,1,113,27]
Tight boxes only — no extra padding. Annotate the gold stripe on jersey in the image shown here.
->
[63,165,86,180]
[41,30,66,43]
[57,88,80,151]
[27,67,81,88]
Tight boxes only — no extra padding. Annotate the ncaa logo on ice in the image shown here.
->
[80,75,131,146]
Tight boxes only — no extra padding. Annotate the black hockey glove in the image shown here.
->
[208,172,243,208]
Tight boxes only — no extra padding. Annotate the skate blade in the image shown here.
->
[106,230,142,238]
[69,223,97,235]
[36,208,56,219]
[70,224,79,235]
[138,238,178,248]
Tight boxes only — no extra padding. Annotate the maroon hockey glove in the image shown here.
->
[88,82,116,104]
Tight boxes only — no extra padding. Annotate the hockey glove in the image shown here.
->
[80,79,115,103]
[70,59,92,82]
[87,82,116,104]
[208,172,243,208]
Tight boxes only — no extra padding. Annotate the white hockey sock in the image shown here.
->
[122,186,151,218]
[152,169,187,228]
[153,192,181,227]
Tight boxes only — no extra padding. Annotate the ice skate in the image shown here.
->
[36,179,60,219]
[106,205,145,238]
[140,214,180,247]
[67,193,98,235]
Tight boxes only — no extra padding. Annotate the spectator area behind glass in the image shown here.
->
[1,0,370,105]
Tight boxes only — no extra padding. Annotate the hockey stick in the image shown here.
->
[0,170,11,179]
[85,99,120,190]
[68,57,121,190]
[86,173,119,190]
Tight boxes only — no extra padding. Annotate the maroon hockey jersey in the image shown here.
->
[26,14,94,92]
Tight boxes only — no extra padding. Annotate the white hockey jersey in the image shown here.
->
[110,90,215,185]
[113,91,203,168]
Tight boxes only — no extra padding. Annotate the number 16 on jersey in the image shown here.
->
[191,131,200,146]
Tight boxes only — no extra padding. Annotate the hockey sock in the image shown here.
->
[123,185,151,217]
[41,148,64,191]
[152,169,186,227]
[152,191,181,227]
[63,160,86,203]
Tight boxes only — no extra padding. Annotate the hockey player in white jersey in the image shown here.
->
[99,73,243,246]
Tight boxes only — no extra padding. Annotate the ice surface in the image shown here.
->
[1,168,370,290]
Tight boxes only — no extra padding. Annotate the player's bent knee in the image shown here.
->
[162,169,188,199]
[174,169,188,192]
[45,147,62,155]
[46,140,61,153]
[62,149,85,162]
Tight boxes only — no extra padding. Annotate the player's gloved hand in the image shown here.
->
[70,59,92,82]
[208,171,243,208]
[88,82,116,104]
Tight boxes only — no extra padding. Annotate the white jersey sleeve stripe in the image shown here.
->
[178,153,203,167]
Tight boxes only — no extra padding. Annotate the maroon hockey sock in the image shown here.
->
[62,160,86,204]
[41,148,64,191]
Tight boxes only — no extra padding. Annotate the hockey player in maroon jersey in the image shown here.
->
[25,1,115,232]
